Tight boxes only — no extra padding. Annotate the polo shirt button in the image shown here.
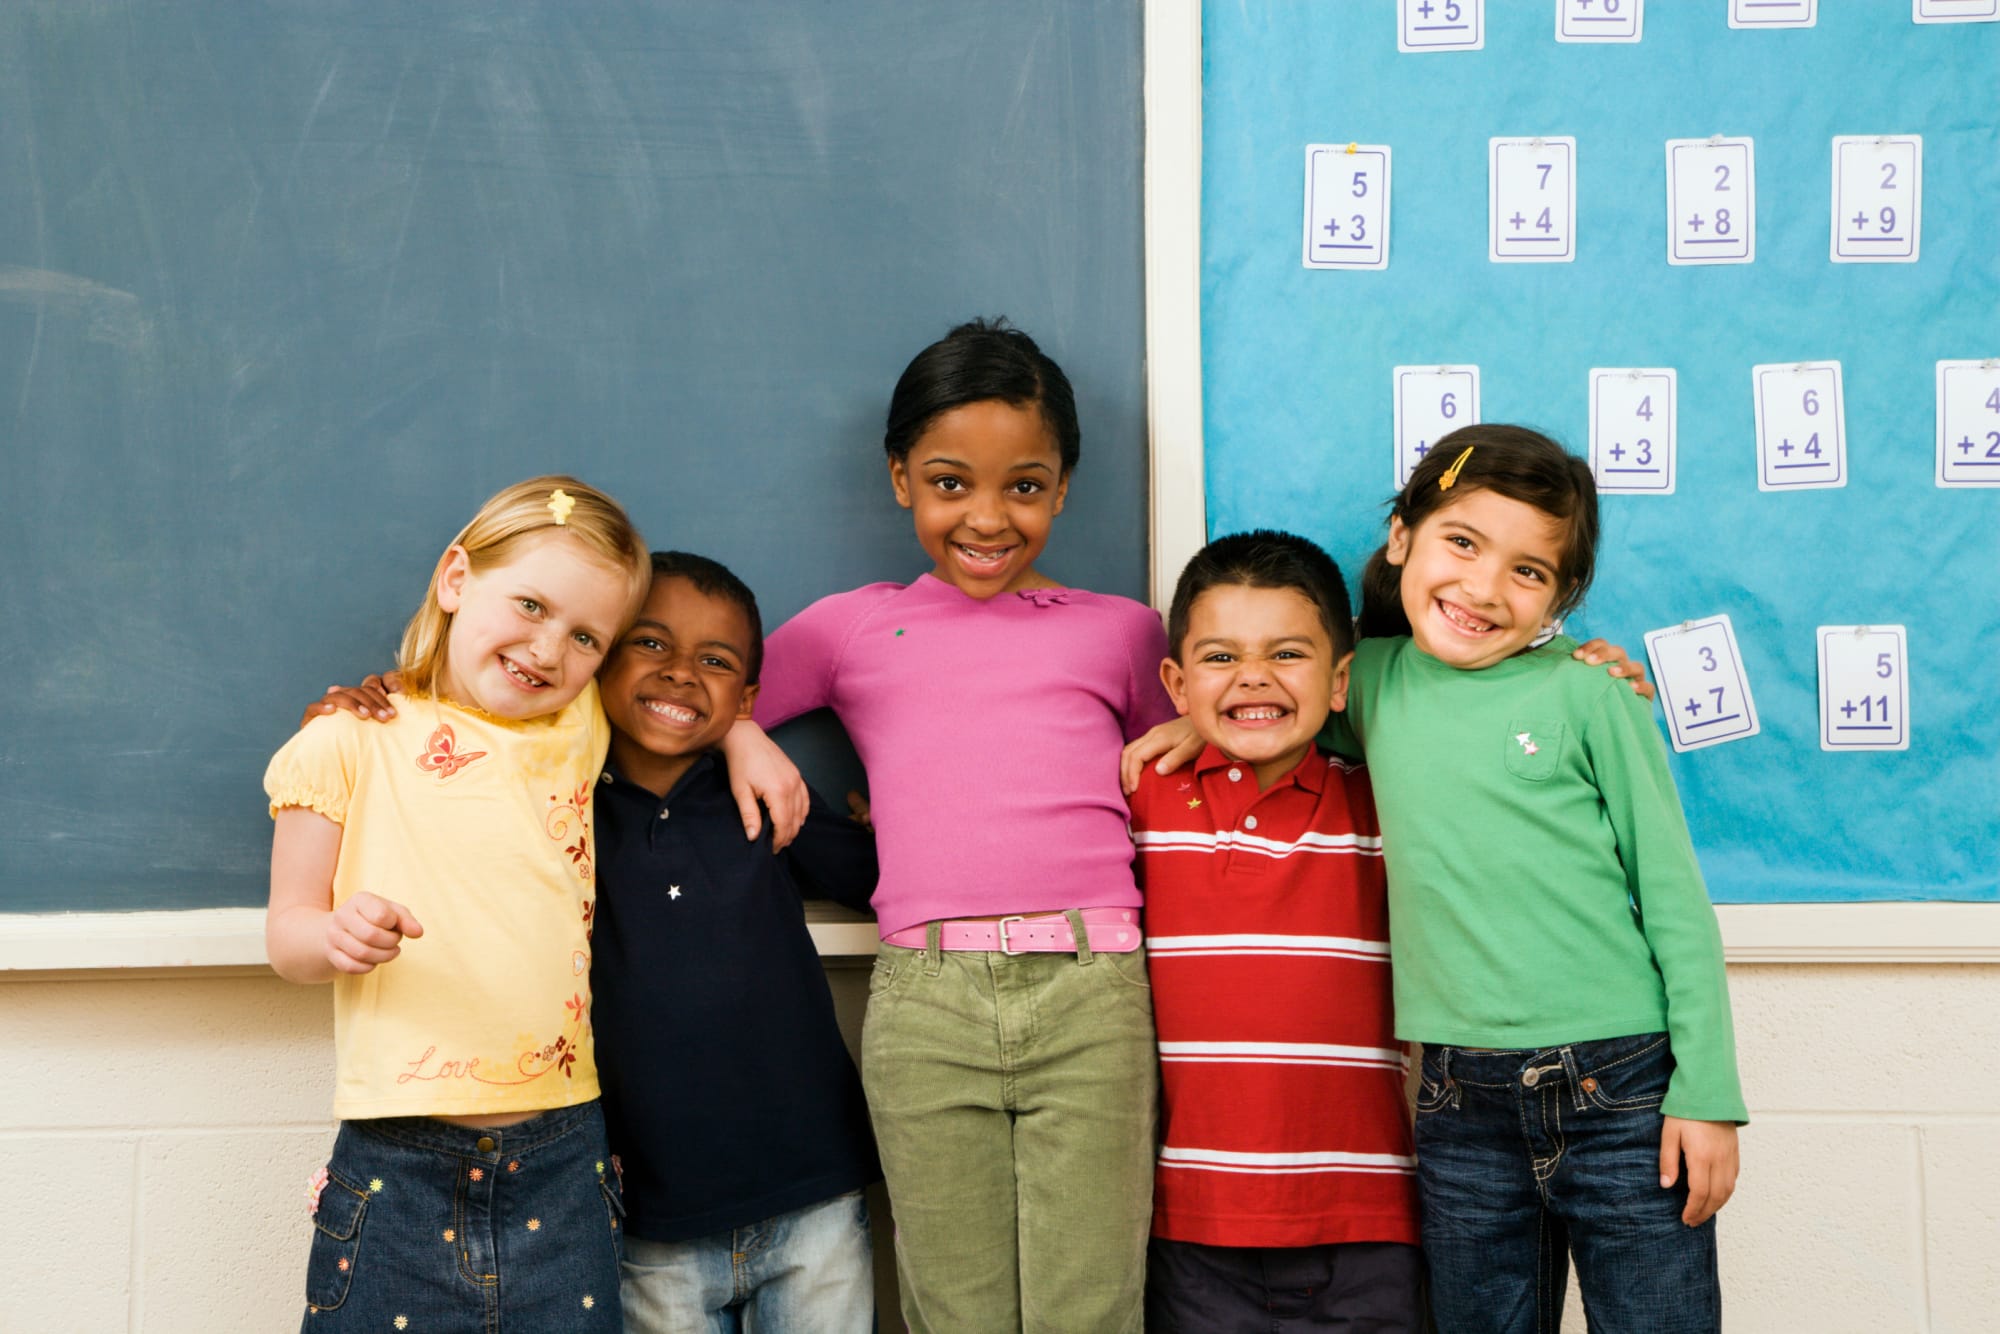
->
[1227,767,1242,782]
[1244,815,1258,830]
[658,809,669,821]
[600,772,612,784]
[475,1136,496,1153]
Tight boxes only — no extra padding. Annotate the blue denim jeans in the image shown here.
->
[618,1188,874,1333]
[301,1101,624,1332]
[1415,1032,1719,1334]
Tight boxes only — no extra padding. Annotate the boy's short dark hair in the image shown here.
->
[1166,530,1354,660]
[648,551,764,685]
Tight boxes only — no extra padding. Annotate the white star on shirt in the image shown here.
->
[668,886,682,900]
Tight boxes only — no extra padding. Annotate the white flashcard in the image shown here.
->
[1832,136,1922,263]
[1752,361,1846,491]
[1490,137,1576,263]
[1818,625,1910,751]
[1557,0,1643,42]
[1392,366,1481,487]
[1644,615,1761,753]
[1590,368,1677,494]
[1913,0,1998,22]
[1729,0,1815,27]
[1399,0,1484,51]
[1303,144,1391,270]
[1667,138,1755,265]
[1936,359,2000,487]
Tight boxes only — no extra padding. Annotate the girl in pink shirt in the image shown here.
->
[725,320,1174,1334]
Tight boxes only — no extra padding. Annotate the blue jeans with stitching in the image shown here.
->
[300,1100,624,1332]
[1415,1032,1720,1334]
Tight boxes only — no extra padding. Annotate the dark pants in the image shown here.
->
[1145,1235,1426,1333]
[301,1101,625,1332]
[1416,1033,1721,1334]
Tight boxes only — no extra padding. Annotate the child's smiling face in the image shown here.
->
[888,398,1070,599]
[1386,486,1570,670]
[600,575,759,795]
[433,532,633,720]
[1161,583,1352,789]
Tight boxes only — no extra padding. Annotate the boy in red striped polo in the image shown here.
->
[1133,530,1422,1332]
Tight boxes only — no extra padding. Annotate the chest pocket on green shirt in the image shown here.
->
[1503,717,1566,782]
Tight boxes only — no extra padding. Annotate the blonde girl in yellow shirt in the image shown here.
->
[264,476,649,1332]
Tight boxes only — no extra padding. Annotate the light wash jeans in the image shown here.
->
[619,1188,873,1334]
[861,923,1158,1334]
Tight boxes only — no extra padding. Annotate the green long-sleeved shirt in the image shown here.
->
[1331,635,1747,1123]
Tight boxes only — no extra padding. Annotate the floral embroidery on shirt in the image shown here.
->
[546,781,594,882]
[417,723,488,779]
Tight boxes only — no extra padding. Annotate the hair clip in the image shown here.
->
[547,488,576,525]
[1438,446,1475,491]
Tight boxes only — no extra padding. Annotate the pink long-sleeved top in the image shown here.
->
[754,573,1177,937]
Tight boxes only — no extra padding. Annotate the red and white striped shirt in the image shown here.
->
[1133,743,1419,1248]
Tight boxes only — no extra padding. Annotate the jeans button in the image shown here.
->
[475,1136,496,1153]
[1521,1068,1541,1088]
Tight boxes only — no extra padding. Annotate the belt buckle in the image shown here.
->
[996,915,1028,955]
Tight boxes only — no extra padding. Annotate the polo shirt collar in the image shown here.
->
[600,749,721,805]
[1191,741,1327,796]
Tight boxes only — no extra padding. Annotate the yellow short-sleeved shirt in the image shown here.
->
[264,685,609,1119]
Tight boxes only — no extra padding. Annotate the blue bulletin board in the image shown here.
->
[1199,4,1998,903]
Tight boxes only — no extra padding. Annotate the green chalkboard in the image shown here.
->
[0,2,1147,912]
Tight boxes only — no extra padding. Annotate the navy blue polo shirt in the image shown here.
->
[591,750,881,1242]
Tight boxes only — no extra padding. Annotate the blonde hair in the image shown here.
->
[397,475,650,699]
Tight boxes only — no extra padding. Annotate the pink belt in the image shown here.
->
[881,908,1143,955]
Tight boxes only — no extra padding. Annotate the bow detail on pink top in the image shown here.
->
[1017,588,1071,608]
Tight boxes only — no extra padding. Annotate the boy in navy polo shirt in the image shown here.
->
[592,551,880,1333]
[1131,531,1422,1332]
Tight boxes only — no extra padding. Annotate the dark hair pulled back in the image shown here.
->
[883,318,1080,472]
[1356,423,1599,640]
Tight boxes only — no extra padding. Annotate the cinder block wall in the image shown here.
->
[3,964,1996,1333]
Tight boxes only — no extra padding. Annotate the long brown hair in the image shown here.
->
[1357,424,1598,640]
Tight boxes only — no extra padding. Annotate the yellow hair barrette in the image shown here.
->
[1438,446,1475,491]
[547,488,576,525]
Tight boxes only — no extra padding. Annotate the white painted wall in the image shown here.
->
[3,959,1996,1333]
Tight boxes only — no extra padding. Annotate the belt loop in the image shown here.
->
[1437,1046,1453,1084]
[1065,909,1094,964]
[1559,1044,1587,1110]
[923,920,943,976]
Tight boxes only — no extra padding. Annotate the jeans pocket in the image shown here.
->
[1100,945,1152,992]
[1414,1048,1455,1115]
[866,952,906,998]
[599,1168,627,1265]
[1579,1034,1673,1112]
[304,1168,369,1313]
